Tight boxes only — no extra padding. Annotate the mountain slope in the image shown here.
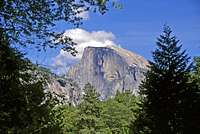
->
[34,66,82,105]
[67,46,148,99]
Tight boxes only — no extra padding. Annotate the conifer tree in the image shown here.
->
[183,57,200,133]
[75,83,106,133]
[0,30,58,133]
[139,25,190,134]
[102,90,140,134]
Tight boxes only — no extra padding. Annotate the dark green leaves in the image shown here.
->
[0,0,111,53]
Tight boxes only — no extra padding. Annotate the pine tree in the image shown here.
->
[75,83,106,133]
[139,25,190,134]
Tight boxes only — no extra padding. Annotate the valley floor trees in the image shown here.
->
[0,30,59,133]
[131,26,200,134]
[50,84,141,134]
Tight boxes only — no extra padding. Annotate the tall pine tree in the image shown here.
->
[140,25,190,134]
[75,83,107,133]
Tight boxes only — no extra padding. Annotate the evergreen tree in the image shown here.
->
[191,57,200,87]
[49,105,78,134]
[139,25,190,134]
[0,31,57,133]
[102,90,140,134]
[75,83,106,133]
[183,57,200,133]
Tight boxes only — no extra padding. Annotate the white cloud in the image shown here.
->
[52,28,118,74]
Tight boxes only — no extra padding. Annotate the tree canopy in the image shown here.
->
[131,25,200,134]
[0,0,113,54]
[0,30,58,133]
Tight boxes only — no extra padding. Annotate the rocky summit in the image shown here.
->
[67,45,149,99]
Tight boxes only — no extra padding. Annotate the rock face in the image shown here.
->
[31,66,82,106]
[67,46,149,99]
[46,75,82,105]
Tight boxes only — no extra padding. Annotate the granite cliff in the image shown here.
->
[34,66,82,106]
[46,75,82,105]
[67,46,149,99]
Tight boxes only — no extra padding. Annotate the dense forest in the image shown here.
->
[0,0,200,134]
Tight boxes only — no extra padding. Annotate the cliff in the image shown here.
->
[67,46,149,99]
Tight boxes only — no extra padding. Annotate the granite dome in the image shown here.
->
[67,46,148,99]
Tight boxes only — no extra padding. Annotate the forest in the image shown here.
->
[0,0,200,134]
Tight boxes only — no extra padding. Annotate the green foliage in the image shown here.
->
[0,32,58,133]
[130,109,152,134]
[131,25,200,134]
[48,86,141,134]
[75,83,106,133]
[102,90,140,134]
[182,57,200,133]
[0,0,112,53]
[191,57,200,87]
[49,105,78,134]
[0,1,125,133]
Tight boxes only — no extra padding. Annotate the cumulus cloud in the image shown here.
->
[52,28,118,74]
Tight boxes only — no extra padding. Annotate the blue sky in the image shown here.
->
[26,0,200,73]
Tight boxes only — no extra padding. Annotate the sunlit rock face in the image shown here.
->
[67,46,149,99]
